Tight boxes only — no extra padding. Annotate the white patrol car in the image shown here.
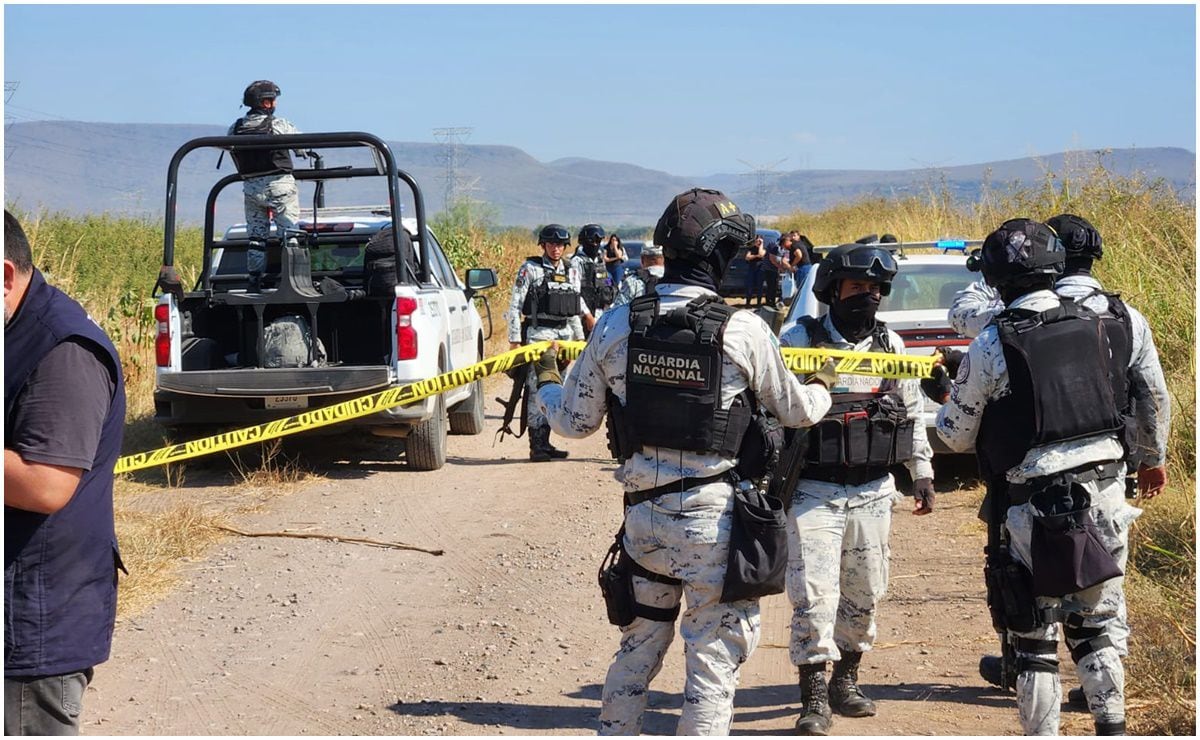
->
[152,131,498,471]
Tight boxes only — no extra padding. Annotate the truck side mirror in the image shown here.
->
[463,268,498,300]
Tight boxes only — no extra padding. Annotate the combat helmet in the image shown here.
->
[243,80,281,108]
[972,218,1064,288]
[1047,213,1102,260]
[812,243,899,305]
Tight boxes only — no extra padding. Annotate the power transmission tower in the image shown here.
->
[432,126,473,210]
[4,81,19,161]
[738,157,787,216]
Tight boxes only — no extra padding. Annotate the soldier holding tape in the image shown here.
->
[930,218,1137,736]
[533,189,833,735]
[505,224,585,462]
[777,242,935,735]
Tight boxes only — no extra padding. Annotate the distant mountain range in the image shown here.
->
[3,121,1194,228]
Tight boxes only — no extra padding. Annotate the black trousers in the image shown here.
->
[763,271,780,306]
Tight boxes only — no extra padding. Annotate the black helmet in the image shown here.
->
[653,188,755,263]
[812,243,899,304]
[243,80,281,108]
[537,223,570,245]
[1046,213,1102,260]
[973,218,1064,288]
[577,224,606,246]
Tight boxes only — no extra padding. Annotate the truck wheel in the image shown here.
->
[448,379,485,435]
[406,392,448,471]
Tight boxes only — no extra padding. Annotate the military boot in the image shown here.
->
[1095,720,1125,735]
[1067,686,1087,709]
[795,663,832,735]
[829,651,876,717]
[978,654,1016,690]
[529,426,567,462]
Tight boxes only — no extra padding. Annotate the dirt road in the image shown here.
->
[88,389,1096,736]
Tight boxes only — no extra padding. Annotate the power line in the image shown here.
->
[5,81,20,160]
[737,157,787,216]
[432,126,473,211]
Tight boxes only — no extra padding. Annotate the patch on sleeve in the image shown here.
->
[955,353,971,383]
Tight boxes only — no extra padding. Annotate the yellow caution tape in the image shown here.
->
[115,341,935,473]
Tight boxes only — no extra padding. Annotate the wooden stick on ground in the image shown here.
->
[212,525,444,555]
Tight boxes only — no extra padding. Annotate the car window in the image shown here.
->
[425,231,460,289]
[885,263,973,311]
[624,241,643,261]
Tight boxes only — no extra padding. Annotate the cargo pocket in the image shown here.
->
[843,413,869,466]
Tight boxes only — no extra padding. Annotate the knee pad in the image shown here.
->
[1014,637,1059,675]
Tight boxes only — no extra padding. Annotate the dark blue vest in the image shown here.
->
[5,270,126,676]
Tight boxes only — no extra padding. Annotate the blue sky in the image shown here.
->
[3,3,1195,177]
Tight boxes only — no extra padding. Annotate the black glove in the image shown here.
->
[940,348,966,380]
[920,365,952,404]
[535,346,563,388]
[912,477,935,515]
[806,358,839,390]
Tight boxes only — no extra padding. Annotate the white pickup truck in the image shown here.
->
[152,132,498,470]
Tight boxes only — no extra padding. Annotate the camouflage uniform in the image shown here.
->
[948,274,1171,656]
[611,269,663,308]
[226,112,302,275]
[779,315,934,667]
[506,255,585,431]
[570,249,615,319]
[534,283,832,735]
[936,289,1134,735]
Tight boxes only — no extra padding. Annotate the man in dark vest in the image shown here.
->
[531,189,834,734]
[4,210,127,735]
[227,79,307,292]
[930,218,1133,736]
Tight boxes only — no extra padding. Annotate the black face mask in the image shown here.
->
[830,291,880,342]
[582,242,601,259]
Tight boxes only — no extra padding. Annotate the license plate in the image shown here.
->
[265,395,308,409]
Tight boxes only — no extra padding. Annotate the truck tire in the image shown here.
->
[448,378,485,435]
[406,392,448,471]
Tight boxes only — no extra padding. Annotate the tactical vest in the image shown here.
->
[5,270,127,676]
[577,253,615,312]
[641,273,660,295]
[976,298,1124,479]
[1076,288,1135,455]
[797,316,915,469]
[230,114,294,178]
[607,294,751,457]
[521,257,581,328]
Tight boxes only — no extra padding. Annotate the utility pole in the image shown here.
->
[432,126,473,211]
[738,157,787,216]
[4,81,18,161]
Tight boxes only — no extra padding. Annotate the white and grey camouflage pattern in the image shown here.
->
[785,476,896,665]
[506,255,584,428]
[1004,475,1134,734]
[935,290,1125,481]
[778,314,933,666]
[947,278,1002,339]
[535,282,831,734]
[598,481,758,735]
[227,112,303,273]
[612,270,650,308]
[935,289,1136,734]
[569,248,612,316]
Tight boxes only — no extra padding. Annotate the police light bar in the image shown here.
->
[936,240,967,251]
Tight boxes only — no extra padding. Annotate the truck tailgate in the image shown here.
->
[157,366,392,397]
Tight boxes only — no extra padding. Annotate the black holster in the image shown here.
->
[1027,477,1123,597]
[597,527,681,627]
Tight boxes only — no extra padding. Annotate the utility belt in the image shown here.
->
[802,465,891,487]
[623,472,733,508]
[524,316,570,330]
[805,393,913,469]
[1007,461,1122,506]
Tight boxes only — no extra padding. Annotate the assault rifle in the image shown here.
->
[495,364,529,444]
[981,477,1036,692]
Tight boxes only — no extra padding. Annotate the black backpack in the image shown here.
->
[364,226,417,296]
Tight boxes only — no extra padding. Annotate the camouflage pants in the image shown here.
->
[599,481,760,736]
[523,324,579,431]
[1004,475,1132,735]
[243,175,300,274]
[785,475,896,665]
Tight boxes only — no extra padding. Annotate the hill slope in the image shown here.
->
[4,121,1193,228]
